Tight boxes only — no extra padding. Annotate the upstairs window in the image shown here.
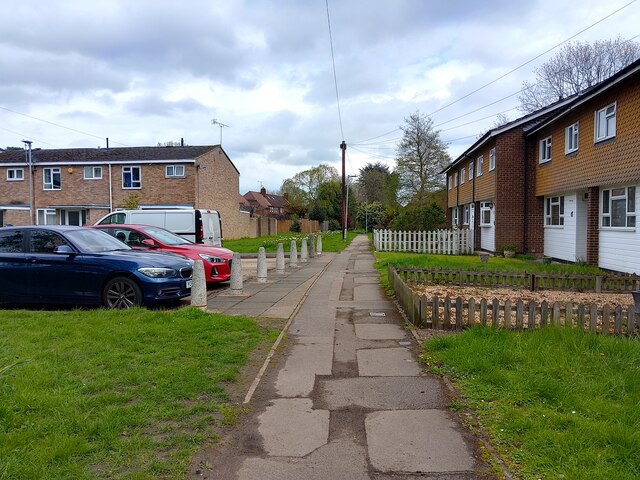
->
[460,167,465,185]
[454,172,458,187]
[489,148,496,171]
[476,156,483,176]
[539,136,552,164]
[166,165,185,178]
[448,175,452,190]
[123,166,141,189]
[565,122,579,154]
[545,196,564,226]
[602,186,635,228]
[84,166,102,180]
[469,162,474,181]
[7,168,24,181]
[595,103,616,142]
[43,168,61,190]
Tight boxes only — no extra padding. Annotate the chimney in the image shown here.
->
[181,138,184,146]
[260,187,266,197]
[106,137,109,149]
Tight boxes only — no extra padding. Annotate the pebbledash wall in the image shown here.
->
[0,145,251,240]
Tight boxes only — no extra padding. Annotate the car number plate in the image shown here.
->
[186,280,192,288]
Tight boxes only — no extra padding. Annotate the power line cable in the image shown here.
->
[0,127,59,148]
[325,0,345,142]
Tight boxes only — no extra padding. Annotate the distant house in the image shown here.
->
[242,187,289,218]
[0,144,248,239]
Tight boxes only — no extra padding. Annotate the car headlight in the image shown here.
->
[138,267,178,278]
[199,254,226,263]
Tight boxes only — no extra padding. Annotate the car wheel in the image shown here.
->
[102,277,143,309]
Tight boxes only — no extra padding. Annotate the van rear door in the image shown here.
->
[198,210,222,247]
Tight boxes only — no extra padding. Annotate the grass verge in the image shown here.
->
[225,230,360,253]
[424,327,640,480]
[0,307,276,479]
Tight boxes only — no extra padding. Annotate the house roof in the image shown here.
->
[243,191,271,209]
[526,57,640,136]
[243,191,289,209]
[0,145,241,175]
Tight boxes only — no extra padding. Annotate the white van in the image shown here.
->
[95,209,223,247]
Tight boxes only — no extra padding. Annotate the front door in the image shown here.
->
[61,209,86,226]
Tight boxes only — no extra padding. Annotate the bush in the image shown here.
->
[290,219,301,232]
[389,201,446,231]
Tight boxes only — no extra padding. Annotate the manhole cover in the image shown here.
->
[369,312,386,317]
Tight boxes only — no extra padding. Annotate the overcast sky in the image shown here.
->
[1,0,638,194]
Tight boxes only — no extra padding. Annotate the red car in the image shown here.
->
[92,224,233,284]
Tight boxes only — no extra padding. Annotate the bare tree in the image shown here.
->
[395,111,450,204]
[519,37,640,112]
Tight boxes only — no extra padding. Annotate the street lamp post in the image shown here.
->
[346,175,357,233]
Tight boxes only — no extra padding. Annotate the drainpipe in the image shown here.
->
[108,163,113,211]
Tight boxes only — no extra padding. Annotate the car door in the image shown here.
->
[0,229,30,304]
[26,229,92,304]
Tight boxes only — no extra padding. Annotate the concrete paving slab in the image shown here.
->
[358,347,422,377]
[258,399,329,457]
[355,323,408,340]
[366,410,477,473]
[353,275,382,284]
[237,437,369,480]
[316,377,448,410]
[353,283,384,302]
[294,336,334,345]
[275,343,333,397]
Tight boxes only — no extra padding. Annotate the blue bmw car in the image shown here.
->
[0,225,193,308]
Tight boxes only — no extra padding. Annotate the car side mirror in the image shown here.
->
[54,245,75,255]
[141,239,158,248]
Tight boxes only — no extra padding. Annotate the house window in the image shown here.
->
[595,103,616,142]
[452,206,459,226]
[565,122,579,154]
[545,196,564,226]
[489,148,496,171]
[454,172,458,187]
[476,156,483,177]
[123,166,141,189]
[84,166,102,179]
[480,202,492,226]
[43,168,61,190]
[166,165,185,178]
[7,168,24,181]
[539,137,552,164]
[469,162,474,181]
[448,175,452,190]
[460,168,465,184]
[37,208,57,225]
[463,204,470,225]
[602,186,635,228]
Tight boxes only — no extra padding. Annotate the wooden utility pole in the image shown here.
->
[340,141,347,240]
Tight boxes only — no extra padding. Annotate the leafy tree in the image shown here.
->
[519,38,640,112]
[280,164,339,210]
[389,201,447,231]
[356,162,398,207]
[308,204,328,223]
[355,201,385,232]
[395,111,450,205]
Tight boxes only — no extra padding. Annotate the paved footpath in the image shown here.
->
[199,235,496,479]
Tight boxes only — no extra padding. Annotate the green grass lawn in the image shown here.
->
[225,230,360,253]
[0,308,276,479]
[424,327,640,480]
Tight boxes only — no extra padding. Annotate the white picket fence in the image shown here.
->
[373,228,474,254]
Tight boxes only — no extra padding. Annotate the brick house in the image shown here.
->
[0,145,248,239]
[525,58,640,274]
[442,97,575,254]
[242,187,290,218]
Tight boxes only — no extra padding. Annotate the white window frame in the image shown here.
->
[452,206,459,226]
[84,166,102,180]
[37,208,57,225]
[545,196,565,227]
[476,156,483,177]
[601,186,635,229]
[454,172,458,187]
[565,122,579,154]
[463,204,470,225]
[595,103,616,142]
[7,168,24,181]
[480,202,492,227]
[460,167,465,185]
[489,148,496,171]
[122,166,141,189]
[539,136,552,164]
[43,167,61,190]
[448,175,452,190]
[165,164,185,178]
[469,162,474,181]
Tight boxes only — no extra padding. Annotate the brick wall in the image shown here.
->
[586,186,600,265]
[525,140,544,254]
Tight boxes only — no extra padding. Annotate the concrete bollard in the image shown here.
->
[257,247,267,283]
[317,234,322,255]
[309,232,315,258]
[190,260,207,310]
[300,238,308,263]
[230,252,243,295]
[276,242,285,274]
[289,240,298,267]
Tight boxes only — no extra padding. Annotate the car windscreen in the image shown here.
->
[141,226,192,246]
[66,228,133,253]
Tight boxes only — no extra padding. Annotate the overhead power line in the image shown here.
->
[325,0,345,142]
